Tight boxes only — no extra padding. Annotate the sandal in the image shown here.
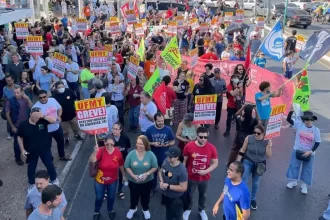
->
[59,156,72,161]
[118,191,125,200]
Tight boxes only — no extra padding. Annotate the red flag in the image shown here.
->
[244,45,251,70]
[165,8,174,19]
[153,82,167,115]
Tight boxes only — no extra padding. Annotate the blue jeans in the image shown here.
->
[111,100,124,126]
[82,87,90,99]
[94,180,118,213]
[129,105,139,127]
[242,159,262,201]
[50,126,66,158]
[67,81,80,100]
[286,149,315,186]
[285,70,293,79]
[323,199,330,220]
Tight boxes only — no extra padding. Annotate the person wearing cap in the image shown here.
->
[210,68,226,129]
[159,146,188,220]
[17,107,58,191]
[285,110,321,195]
[254,51,267,68]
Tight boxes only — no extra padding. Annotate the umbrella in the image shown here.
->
[225,23,251,34]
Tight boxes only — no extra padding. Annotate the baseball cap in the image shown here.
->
[165,146,181,158]
[214,68,220,74]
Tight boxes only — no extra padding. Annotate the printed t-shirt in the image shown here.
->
[254,57,266,68]
[173,80,189,99]
[223,177,250,220]
[293,120,321,153]
[183,141,218,182]
[139,101,158,132]
[226,84,237,109]
[33,98,62,132]
[95,147,124,184]
[255,92,271,120]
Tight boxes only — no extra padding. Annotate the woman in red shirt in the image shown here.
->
[233,39,243,52]
[162,75,177,125]
[89,135,127,220]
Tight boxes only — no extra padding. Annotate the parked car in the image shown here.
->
[257,3,299,18]
[278,8,312,28]
[243,0,263,10]
[289,0,312,11]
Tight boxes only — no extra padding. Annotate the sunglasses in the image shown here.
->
[304,118,314,121]
[260,54,265,55]
[39,96,47,100]
[238,69,244,71]
[254,132,262,135]
[198,135,208,139]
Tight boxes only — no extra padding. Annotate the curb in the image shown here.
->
[264,25,330,63]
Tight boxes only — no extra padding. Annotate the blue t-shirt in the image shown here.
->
[229,56,246,61]
[215,42,225,58]
[255,92,272,120]
[145,125,175,165]
[61,17,68,28]
[37,74,54,92]
[254,57,266,68]
[223,177,250,220]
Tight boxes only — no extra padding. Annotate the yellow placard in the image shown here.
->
[26,36,43,42]
[75,97,105,111]
[14,22,29,28]
[54,52,68,63]
[90,51,107,57]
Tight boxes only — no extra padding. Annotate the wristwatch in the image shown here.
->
[167,184,171,190]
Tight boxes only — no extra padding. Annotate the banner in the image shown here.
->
[126,9,138,24]
[296,34,305,50]
[167,21,178,36]
[104,44,113,61]
[90,51,108,73]
[137,38,145,61]
[110,22,120,35]
[189,18,199,31]
[75,97,108,135]
[190,48,198,68]
[199,23,209,34]
[52,53,67,78]
[127,55,140,80]
[134,23,144,36]
[161,37,182,69]
[193,95,217,124]
[256,17,265,30]
[235,9,244,23]
[76,18,88,32]
[26,36,43,56]
[264,104,286,140]
[143,68,162,96]
[14,23,29,39]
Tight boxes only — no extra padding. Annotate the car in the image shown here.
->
[243,0,263,10]
[289,0,312,11]
[278,8,312,28]
[257,3,300,18]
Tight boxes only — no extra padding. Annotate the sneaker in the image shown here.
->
[199,210,208,220]
[251,200,258,210]
[7,135,11,140]
[286,180,297,189]
[15,159,24,166]
[65,138,70,145]
[50,179,60,186]
[223,131,230,137]
[301,183,308,194]
[108,211,116,220]
[126,208,137,219]
[74,134,83,140]
[28,184,35,193]
[93,213,100,220]
[183,210,191,220]
[143,210,151,219]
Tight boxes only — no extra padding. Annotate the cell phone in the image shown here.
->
[185,136,190,140]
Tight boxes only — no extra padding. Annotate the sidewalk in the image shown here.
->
[0,117,84,220]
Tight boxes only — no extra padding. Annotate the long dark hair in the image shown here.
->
[199,75,214,94]
[241,104,254,132]
[233,64,246,80]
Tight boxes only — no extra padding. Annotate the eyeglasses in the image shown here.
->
[39,96,47,100]
[260,54,265,56]
[105,143,114,146]
[198,135,208,139]
[112,127,121,130]
[254,132,262,135]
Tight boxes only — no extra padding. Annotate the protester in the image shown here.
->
[183,127,218,220]
[124,135,158,220]
[319,200,330,220]
[3,75,18,140]
[19,70,34,101]
[29,55,46,81]
[65,54,80,100]
[203,63,214,79]
[80,63,94,99]
[189,75,215,111]
[284,29,297,54]
[254,52,267,68]
[210,68,226,129]
[286,111,321,194]
[173,72,189,125]
[139,91,158,135]
[36,66,55,94]
[283,50,298,79]
[236,124,273,210]
[89,135,126,220]
[162,76,176,125]
[5,53,24,82]
[229,49,245,61]
[250,34,262,58]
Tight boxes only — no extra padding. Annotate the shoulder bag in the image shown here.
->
[255,138,267,176]
[89,148,105,177]
[296,150,311,162]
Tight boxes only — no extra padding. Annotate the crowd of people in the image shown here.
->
[0,0,327,220]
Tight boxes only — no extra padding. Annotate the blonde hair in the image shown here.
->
[137,135,151,151]
[186,70,194,79]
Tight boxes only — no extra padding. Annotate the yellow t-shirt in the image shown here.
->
[187,78,194,93]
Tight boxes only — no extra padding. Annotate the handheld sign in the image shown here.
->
[52,53,68,78]
[14,23,29,39]
[27,36,43,56]
[76,18,88,32]
[90,51,108,73]
[193,95,217,124]
[264,104,286,140]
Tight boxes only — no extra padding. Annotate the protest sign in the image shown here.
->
[190,48,198,68]
[199,23,209,33]
[76,18,88,32]
[14,23,29,39]
[104,44,113,61]
[139,4,146,14]
[134,23,144,36]
[143,68,162,96]
[105,21,111,31]
[235,9,244,23]
[224,12,234,26]
[120,0,139,18]
[110,17,119,23]
[141,18,147,30]
[161,37,182,69]
[264,104,286,140]
[126,9,137,24]
[127,55,140,80]
[189,18,199,31]
[75,97,108,135]
[26,36,43,56]
[127,24,134,33]
[167,21,178,36]
[296,34,306,51]
[193,95,217,124]
[256,17,265,30]
[52,53,67,78]
[110,22,120,34]
[176,15,184,28]
[90,51,108,73]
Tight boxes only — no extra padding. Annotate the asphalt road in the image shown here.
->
[62,55,330,220]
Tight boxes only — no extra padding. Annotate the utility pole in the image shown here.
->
[265,0,271,24]
[253,0,257,17]
[283,0,288,27]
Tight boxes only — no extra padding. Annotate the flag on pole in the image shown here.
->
[292,69,310,111]
[137,38,145,61]
[161,37,182,69]
[153,82,167,114]
[260,19,284,61]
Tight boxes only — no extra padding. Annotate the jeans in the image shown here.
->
[13,133,21,160]
[242,159,262,200]
[82,87,90,99]
[215,102,223,125]
[285,70,293,79]
[323,199,330,220]
[184,180,209,212]
[94,180,118,213]
[50,126,66,158]
[286,149,315,186]
[111,100,124,126]
[129,105,140,128]
[27,148,57,184]
[164,196,184,220]
[225,107,237,133]
[67,81,80,100]
[128,180,152,211]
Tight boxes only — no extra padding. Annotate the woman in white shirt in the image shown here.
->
[108,75,125,126]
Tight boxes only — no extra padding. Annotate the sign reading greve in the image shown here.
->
[126,9,137,24]
[27,36,43,56]
[193,95,217,124]
[264,104,286,140]
[75,97,108,135]
[110,22,120,35]
[14,23,29,39]
[127,55,140,79]
[76,18,88,32]
[134,23,144,36]
[90,51,108,73]
[167,21,178,36]
[52,53,68,78]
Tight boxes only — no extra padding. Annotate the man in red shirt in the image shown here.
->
[183,127,218,220]
[200,47,219,60]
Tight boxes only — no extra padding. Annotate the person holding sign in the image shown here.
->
[285,111,321,195]
[236,124,273,210]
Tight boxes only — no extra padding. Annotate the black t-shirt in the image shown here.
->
[173,80,189,99]
[204,72,215,79]
[192,84,215,97]
[114,134,131,158]
[177,68,189,77]
[17,119,51,153]
[285,36,297,52]
[52,89,77,122]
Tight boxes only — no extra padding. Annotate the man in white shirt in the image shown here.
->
[28,55,46,81]
[65,55,80,100]
[68,23,78,38]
